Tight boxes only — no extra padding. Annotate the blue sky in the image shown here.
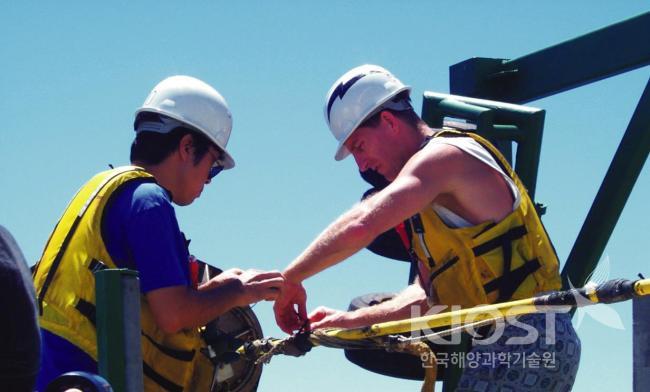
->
[1,2,648,390]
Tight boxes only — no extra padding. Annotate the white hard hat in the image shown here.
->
[135,75,235,169]
[324,65,411,160]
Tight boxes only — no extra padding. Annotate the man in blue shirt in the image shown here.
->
[34,75,284,390]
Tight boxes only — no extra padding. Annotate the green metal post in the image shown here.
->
[510,110,545,201]
[561,78,650,289]
[490,125,522,142]
[96,269,144,392]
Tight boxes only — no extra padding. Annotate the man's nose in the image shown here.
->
[352,152,369,171]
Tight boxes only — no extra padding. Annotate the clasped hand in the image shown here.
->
[199,268,284,306]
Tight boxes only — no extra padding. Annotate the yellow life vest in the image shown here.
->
[33,166,213,391]
[410,131,562,309]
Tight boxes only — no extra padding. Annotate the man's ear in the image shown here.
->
[380,111,399,134]
[178,134,194,162]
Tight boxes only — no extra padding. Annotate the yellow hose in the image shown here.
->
[634,278,650,296]
[327,299,542,340]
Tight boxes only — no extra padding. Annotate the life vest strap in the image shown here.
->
[410,214,436,267]
[143,361,184,392]
[429,256,459,282]
[472,225,527,257]
[483,258,542,299]
[472,225,533,302]
[75,298,97,326]
[142,332,196,362]
[72,260,108,326]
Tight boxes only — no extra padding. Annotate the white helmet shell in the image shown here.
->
[324,65,411,160]
[135,75,235,169]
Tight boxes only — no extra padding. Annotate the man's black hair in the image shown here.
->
[130,113,212,165]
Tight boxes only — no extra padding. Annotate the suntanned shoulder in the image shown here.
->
[402,139,514,224]
[394,141,465,197]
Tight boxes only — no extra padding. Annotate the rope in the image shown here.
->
[392,341,437,392]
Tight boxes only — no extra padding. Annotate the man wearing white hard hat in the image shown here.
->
[274,65,580,390]
[33,76,283,390]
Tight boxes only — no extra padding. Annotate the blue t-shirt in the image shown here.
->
[37,180,191,389]
[103,180,190,292]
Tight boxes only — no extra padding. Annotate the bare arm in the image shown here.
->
[283,144,458,283]
[275,145,461,332]
[147,268,283,334]
[309,281,429,329]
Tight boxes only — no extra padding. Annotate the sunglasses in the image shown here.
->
[206,147,226,180]
[208,165,224,179]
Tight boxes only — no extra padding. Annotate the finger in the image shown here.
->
[253,277,285,291]
[274,304,300,334]
[307,306,328,320]
[307,309,325,323]
[307,307,321,319]
[248,270,285,282]
[310,318,332,330]
[262,287,281,301]
[297,299,308,321]
[279,315,301,334]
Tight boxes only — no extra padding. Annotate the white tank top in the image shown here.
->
[427,136,521,228]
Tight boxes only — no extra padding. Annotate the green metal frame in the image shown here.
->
[96,269,143,392]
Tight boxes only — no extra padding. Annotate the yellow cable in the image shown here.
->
[634,278,650,296]
[327,298,542,340]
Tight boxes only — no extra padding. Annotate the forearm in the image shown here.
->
[347,283,429,327]
[147,282,249,333]
[284,202,379,283]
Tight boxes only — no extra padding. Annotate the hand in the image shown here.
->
[200,268,284,306]
[273,280,307,334]
[308,306,353,330]
[237,269,285,305]
[198,267,246,291]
